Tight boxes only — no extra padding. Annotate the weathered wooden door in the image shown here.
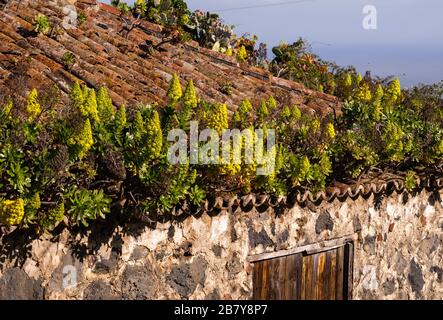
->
[252,243,353,300]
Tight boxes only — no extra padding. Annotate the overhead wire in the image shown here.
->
[213,0,315,13]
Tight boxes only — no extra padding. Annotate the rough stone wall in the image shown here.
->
[0,189,442,300]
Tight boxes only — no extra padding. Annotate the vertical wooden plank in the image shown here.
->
[329,249,337,300]
[284,254,296,300]
[261,259,268,300]
[310,253,319,300]
[335,246,344,300]
[275,256,286,300]
[316,252,326,300]
[268,257,284,300]
[302,254,312,300]
[294,253,303,300]
[322,250,332,300]
[344,243,354,300]
[267,259,275,300]
[253,262,262,299]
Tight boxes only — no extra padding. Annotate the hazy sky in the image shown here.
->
[103,0,443,87]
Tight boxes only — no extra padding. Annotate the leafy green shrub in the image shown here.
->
[0,73,442,235]
[65,188,111,227]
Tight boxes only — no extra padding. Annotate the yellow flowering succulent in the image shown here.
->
[26,88,41,120]
[83,88,100,122]
[326,123,336,140]
[384,78,401,107]
[311,118,321,133]
[183,80,198,110]
[267,96,277,110]
[354,82,372,103]
[97,87,114,124]
[236,45,248,63]
[343,73,353,88]
[233,99,252,126]
[167,73,183,104]
[146,110,163,160]
[205,103,228,134]
[0,199,25,226]
[69,119,94,160]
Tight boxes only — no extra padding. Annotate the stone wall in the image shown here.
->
[0,188,442,300]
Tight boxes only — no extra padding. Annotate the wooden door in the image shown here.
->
[253,243,353,300]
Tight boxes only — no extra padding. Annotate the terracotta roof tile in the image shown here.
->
[0,0,340,116]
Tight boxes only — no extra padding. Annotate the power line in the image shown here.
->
[214,0,315,13]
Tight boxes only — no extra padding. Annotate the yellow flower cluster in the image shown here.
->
[354,82,372,103]
[183,80,198,110]
[70,83,100,122]
[219,141,242,176]
[326,123,336,140]
[267,96,277,110]
[84,88,100,122]
[69,119,94,160]
[97,87,115,124]
[114,104,127,133]
[0,199,25,226]
[167,73,183,103]
[233,99,252,125]
[372,84,384,121]
[382,120,405,162]
[384,78,401,106]
[311,118,321,133]
[257,101,269,122]
[236,46,248,63]
[26,88,41,120]
[344,73,353,88]
[205,103,228,134]
[291,156,311,187]
[146,110,163,160]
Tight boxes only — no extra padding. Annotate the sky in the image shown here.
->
[103,0,443,87]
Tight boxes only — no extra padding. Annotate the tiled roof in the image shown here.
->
[0,0,340,116]
[188,172,443,216]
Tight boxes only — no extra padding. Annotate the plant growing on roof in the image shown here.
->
[257,101,269,123]
[383,78,402,112]
[232,99,253,128]
[62,52,76,70]
[203,103,228,134]
[77,11,87,26]
[26,88,41,121]
[180,80,197,127]
[83,88,100,122]
[113,104,127,145]
[33,14,51,35]
[97,87,115,124]
[68,118,94,160]
[236,45,248,63]
[167,73,183,104]
[145,110,163,161]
